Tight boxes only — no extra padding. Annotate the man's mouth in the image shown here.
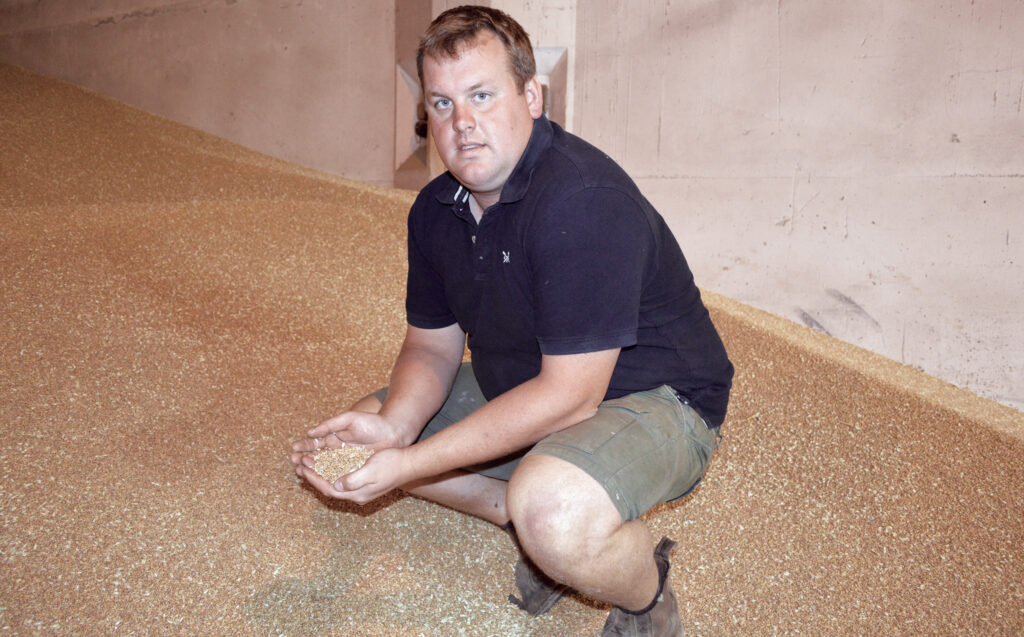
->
[458,142,484,151]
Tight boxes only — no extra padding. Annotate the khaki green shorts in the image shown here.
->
[373,362,721,521]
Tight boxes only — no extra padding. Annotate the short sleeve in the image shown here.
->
[529,188,650,355]
[405,199,458,329]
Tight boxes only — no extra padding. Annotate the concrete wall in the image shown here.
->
[0,0,396,185]
[570,0,1023,411]
[1,0,1021,411]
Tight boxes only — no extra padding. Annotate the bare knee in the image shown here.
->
[507,457,578,551]
[507,455,621,576]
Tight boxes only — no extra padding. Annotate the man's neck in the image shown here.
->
[469,193,486,223]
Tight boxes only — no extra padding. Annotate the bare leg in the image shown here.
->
[506,454,660,611]
[404,470,510,526]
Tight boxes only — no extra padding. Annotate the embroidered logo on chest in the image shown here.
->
[502,251,511,264]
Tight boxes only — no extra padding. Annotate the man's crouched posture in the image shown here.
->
[292,6,733,635]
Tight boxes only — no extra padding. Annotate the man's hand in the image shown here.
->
[307,409,410,450]
[294,446,415,504]
[289,409,405,473]
[290,323,466,504]
[290,409,418,501]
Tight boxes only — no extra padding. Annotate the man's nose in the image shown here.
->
[452,102,474,132]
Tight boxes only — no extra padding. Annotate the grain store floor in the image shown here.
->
[2,63,1022,636]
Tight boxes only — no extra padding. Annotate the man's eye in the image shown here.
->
[472,93,490,103]
[434,98,451,109]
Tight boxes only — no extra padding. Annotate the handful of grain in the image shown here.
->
[313,445,375,483]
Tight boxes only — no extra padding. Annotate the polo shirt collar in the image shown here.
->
[498,114,553,204]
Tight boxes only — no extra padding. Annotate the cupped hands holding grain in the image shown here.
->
[291,409,422,503]
[296,445,416,504]
[289,409,409,471]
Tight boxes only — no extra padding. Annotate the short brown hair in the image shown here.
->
[416,5,536,93]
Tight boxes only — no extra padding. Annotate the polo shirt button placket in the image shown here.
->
[473,228,491,280]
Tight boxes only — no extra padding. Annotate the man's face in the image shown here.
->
[422,33,543,209]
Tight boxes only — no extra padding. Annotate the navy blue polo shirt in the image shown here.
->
[405,116,733,427]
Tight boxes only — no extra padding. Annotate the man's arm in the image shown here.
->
[406,347,620,474]
[332,347,620,504]
[377,322,467,446]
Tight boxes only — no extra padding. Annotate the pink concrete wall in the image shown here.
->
[571,0,1023,411]
[0,0,396,185]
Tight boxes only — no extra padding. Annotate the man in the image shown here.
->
[291,6,732,635]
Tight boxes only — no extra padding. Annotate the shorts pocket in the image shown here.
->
[554,391,677,459]
[546,404,646,456]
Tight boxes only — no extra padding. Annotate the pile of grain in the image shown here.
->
[314,446,375,483]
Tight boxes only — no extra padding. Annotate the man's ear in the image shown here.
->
[525,75,544,119]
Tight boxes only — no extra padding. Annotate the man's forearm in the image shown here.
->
[377,324,466,446]
[403,348,619,481]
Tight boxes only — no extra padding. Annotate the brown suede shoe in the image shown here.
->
[508,555,568,615]
[600,537,683,636]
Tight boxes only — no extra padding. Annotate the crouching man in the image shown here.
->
[292,6,733,635]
